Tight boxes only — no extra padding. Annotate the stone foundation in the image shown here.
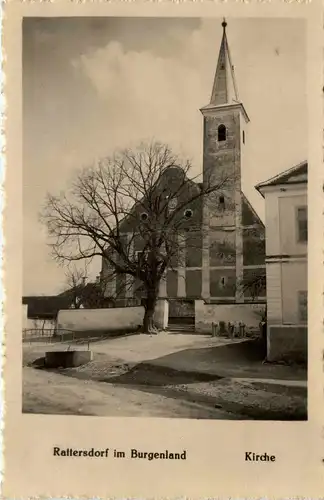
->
[267,325,307,363]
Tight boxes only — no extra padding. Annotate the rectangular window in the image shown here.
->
[298,291,307,323]
[297,206,307,242]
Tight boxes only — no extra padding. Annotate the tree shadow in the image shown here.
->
[100,363,223,386]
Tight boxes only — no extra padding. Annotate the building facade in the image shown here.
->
[101,21,266,329]
[256,161,308,361]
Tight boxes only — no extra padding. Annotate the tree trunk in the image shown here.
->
[142,293,158,334]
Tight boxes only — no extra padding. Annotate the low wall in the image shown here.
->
[267,325,307,363]
[57,307,144,333]
[195,301,265,334]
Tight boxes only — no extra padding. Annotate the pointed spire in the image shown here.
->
[210,19,239,106]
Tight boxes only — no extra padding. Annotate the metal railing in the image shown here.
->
[23,328,75,342]
[22,328,102,350]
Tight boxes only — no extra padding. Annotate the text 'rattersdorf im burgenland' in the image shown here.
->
[53,447,187,461]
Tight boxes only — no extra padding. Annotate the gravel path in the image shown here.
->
[165,379,307,419]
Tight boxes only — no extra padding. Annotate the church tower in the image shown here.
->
[201,20,249,303]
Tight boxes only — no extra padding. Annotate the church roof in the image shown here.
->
[242,193,265,227]
[200,19,249,122]
[209,19,239,106]
[255,160,307,197]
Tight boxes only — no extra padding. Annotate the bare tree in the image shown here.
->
[63,264,115,309]
[64,264,89,309]
[40,141,232,333]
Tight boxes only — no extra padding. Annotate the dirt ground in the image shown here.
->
[23,366,240,419]
[22,333,307,420]
[23,332,243,363]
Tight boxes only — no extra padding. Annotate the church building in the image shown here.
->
[101,21,266,331]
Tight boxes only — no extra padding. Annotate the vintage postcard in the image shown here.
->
[2,0,324,497]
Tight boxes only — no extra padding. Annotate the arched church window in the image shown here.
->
[219,195,225,210]
[218,124,226,142]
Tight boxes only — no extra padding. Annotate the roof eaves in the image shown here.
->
[255,160,307,191]
[200,102,250,123]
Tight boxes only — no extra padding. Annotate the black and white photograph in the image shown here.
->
[22,16,308,421]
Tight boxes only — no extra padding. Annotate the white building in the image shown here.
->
[256,161,307,362]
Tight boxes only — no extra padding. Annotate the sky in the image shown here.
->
[23,17,307,296]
